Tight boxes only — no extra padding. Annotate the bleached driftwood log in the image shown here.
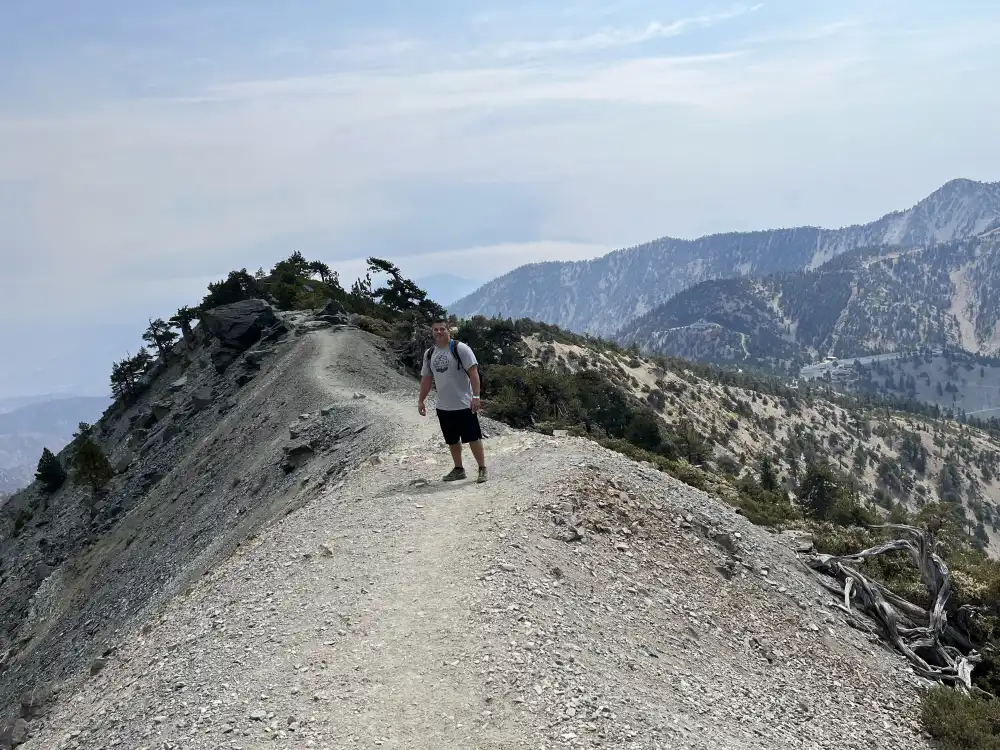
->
[802,524,984,693]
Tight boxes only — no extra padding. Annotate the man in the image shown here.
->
[418,319,488,483]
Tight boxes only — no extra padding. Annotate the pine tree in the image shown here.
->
[143,318,179,361]
[800,461,848,520]
[169,306,198,343]
[287,251,309,275]
[201,269,263,310]
[308,260,334,284]
[759,455,778,491]
[35,448,66,494]
[364,257,445,320]
[72,436,114,494]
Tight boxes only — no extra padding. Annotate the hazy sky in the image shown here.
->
[2,0,999,397]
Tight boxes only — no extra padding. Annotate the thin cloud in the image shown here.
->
[494,4,763,58]
[3,1,1000,396]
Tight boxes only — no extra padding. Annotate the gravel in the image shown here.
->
[11,324,933,750]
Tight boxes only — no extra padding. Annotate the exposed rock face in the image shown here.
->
[281,442,314,473]
[318,299,351,326]
[190,386,216,411]
[201,300,278,372]
[0,302,307,740]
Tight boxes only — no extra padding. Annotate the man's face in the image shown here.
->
[431,323,449,344]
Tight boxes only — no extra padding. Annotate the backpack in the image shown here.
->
[425,340,481,387]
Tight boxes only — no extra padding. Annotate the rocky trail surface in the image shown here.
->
[18,327,932,749]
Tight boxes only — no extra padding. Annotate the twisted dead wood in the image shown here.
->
[802,524,984,693]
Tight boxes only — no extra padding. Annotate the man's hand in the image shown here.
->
[471,396,481,413]
[418,400,427,416]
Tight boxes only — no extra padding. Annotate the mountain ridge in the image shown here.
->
[615,234,1000,372]
[450,178,1000,336]
[4,253,1000,747]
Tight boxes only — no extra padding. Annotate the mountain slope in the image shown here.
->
[6,252,1000,747]
[7,322,932,750]
[0,396,110,494]
[616,234,1000,370]
[450,178,1000,336]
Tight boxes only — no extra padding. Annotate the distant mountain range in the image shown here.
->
[0,395,111,493]
[449,178,1000,337]
[615,236,1000,371]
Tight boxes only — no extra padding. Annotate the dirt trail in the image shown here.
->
[20,327,932,750]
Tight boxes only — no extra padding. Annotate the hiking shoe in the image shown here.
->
[477,466,488,483]
[443,467,466,482]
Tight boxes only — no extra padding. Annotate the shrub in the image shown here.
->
[733,476,801,527]
[355,315,394,338]
[921,687,1000,749]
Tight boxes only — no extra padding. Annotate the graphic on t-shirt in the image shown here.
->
[433,351,452,373]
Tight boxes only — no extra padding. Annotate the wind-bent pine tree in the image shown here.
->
[142,318,179,362]
[169,306,198,344]
[308,260,335,284]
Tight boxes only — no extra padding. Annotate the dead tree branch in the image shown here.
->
[802,524,985,693]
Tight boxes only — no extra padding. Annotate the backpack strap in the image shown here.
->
[450,340,468,374]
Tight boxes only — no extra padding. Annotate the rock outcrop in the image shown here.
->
[200,300,278,373]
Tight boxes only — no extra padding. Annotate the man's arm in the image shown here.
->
[419,375,433,405]
[468,365,481,412]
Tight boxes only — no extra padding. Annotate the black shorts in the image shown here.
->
[436,408,483,445]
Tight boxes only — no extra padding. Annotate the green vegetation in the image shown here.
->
[96,251,1000,744]
[34,448,66,495]
[71,436,114,495]
[921,688,1000,749]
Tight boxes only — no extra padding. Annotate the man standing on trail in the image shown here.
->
[418,318,488,483]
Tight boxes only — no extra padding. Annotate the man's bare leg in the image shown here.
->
[448,442,463,468]
[469,440,486,468]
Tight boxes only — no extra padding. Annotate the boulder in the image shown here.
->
[245,348,273,368]
[202,299,278,352]
[778,529,814,553]
[32,563,53,585]
[150,401,172,421]
[210,345,240,373]
[19,685,52,720]
[201,300,278,352]
[260,321,290,344]
[319,299,351,325]
[10,718,28,747]
[137,359,165,388]
[168,376,188,393]
[191,386,216,411]
[114,452,134,473]
[281,442,314,473]
[134,410,159,430]
[160,423,182,443]
[128,429,149,450]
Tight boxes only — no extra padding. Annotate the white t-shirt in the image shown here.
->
[421,340,478,411]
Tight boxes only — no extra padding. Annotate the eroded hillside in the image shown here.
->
[3,255,1000,749]
[524,334,1000,552]
[3,315,934,750]
[617,233,1000,372]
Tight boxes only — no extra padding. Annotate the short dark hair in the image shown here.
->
[431,317,449,326]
